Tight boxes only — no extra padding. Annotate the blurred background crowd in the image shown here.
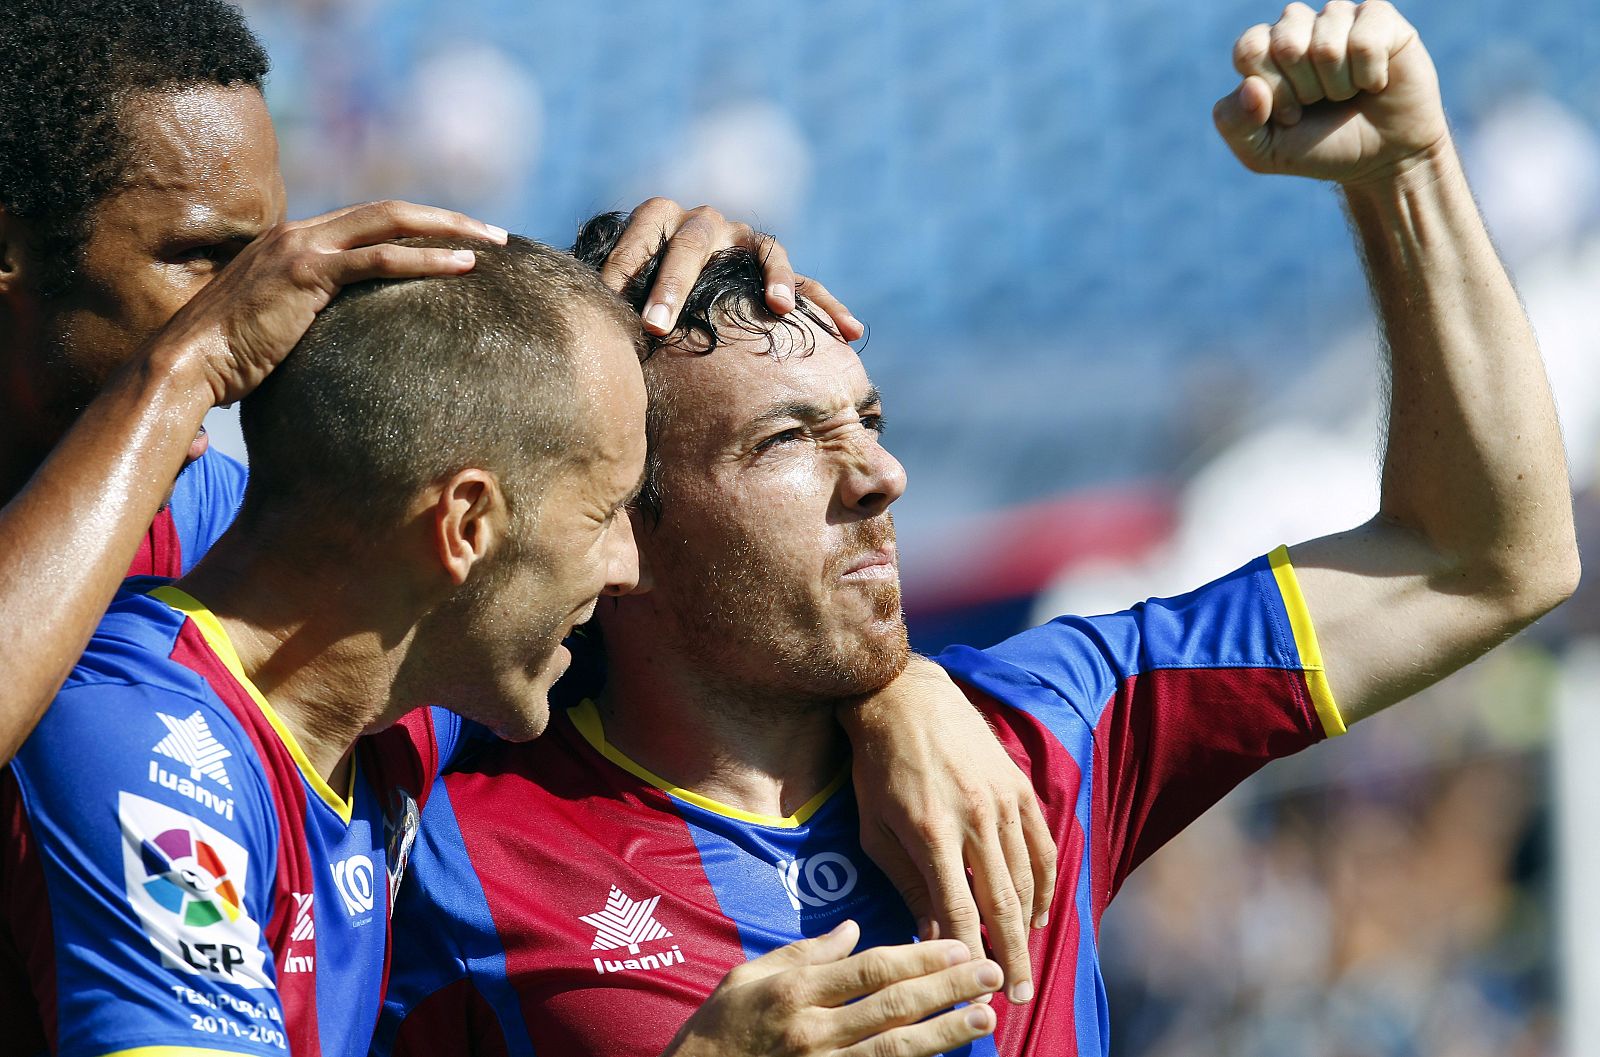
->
[218,1,1600,1052]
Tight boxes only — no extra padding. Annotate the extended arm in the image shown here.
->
[1215,0,1580,723]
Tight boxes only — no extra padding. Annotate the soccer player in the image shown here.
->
[377,4,1580,1056]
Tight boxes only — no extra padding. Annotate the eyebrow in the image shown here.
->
[746,384,883,431]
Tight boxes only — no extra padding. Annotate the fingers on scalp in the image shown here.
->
[336,244,475,283]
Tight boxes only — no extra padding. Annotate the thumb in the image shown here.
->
[745,919,861,980]
[1213,76,1275,160]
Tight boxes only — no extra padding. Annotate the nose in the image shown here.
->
[840,437,907,519]
[601,508,650,596]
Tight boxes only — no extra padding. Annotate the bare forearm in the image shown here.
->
[0,346,211,760]
[1345,140,1576,594]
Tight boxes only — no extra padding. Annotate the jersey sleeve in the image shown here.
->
[4,681,288,1057]
[169,449,249,575]
[937,547,1345,911]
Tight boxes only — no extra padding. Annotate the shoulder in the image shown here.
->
[59,581,201,698]
[937,552,1299,728]
[170,448,249,573]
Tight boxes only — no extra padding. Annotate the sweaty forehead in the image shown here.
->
[649,317,873,444]
[102,85,285,238]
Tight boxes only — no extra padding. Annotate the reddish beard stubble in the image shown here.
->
[668,513,910,710]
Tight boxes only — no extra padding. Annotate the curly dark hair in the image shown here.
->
[570,211,841,361]
[570,211,848,525]
[0,0,269,293]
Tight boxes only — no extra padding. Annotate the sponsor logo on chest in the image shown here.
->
[582,885,689,976]
[778,852,859,910]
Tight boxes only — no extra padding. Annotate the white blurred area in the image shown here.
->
[633,99,814,234]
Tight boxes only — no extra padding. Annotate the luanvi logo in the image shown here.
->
[581,886,686,975]
[154,711,234,789]
[332,854,376,919]
[149,711,237,820]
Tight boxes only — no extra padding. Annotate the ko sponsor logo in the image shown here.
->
[778,853,859,910]
[332,854,377,919]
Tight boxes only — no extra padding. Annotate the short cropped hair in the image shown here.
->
[569,211,842,523]
[0,0,269,292]
[237,236,644,546]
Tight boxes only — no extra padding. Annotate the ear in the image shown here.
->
[0,206,30,296]
[430,469,508,586]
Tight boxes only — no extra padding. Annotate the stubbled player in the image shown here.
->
[379,4,1579,1055]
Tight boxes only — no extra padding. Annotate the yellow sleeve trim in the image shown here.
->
[150,585,357,823]
[100,1048,258,1057]
[1267,546,1347,738]
[568,700,845,828]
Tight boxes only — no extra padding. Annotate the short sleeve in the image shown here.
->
[5,682,288,1057]
[939,550,1344,911]
[169,449,249,575]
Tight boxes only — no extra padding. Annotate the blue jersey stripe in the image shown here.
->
[379,780,537,1057]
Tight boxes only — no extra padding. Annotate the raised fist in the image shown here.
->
[1214,1,1449,185]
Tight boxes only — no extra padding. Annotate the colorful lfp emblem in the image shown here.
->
[139,827,244,928]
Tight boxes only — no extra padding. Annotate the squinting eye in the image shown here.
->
[862,414,887,434]
[754,428,804,453]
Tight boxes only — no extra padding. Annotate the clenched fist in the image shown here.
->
[1213,1,1449,185]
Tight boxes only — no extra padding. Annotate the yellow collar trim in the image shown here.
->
[568,699,845,829]
[150,585,357,823]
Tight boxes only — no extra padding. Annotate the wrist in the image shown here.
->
[126,333,223,416]
[1339,134,1460,203]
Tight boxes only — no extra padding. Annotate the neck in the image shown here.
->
[179,532,418,788]
[596,617,849,820]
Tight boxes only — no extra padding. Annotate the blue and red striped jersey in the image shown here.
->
[1,582,460,1057]
[376,548,1345,1057]
[128,448,249,579]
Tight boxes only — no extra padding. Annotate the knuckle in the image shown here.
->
[632,196,675,218]
[1268,34,1306,63]
[945,903,981,930]
[875,985,915,1024]
[866,1031,916,1057]
[369,245,405,272]
[1309,40,1343,64]
[777,1018,818,1055]
[1234,27,1270,63]
[286,253,322,288]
